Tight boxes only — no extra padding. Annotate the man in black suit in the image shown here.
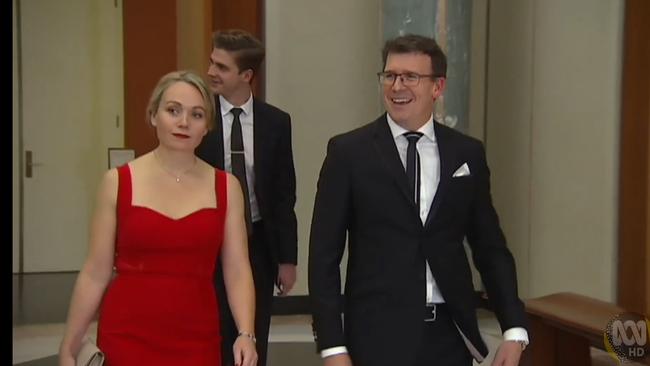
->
[308,34,529,366]
[196,29,298,366]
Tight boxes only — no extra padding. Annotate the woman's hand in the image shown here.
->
[232,334,258,366]
[58,352,76,366]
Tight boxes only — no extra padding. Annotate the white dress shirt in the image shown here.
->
[220,94,261,222]
[387,114,445,304]
[321,114,528,359]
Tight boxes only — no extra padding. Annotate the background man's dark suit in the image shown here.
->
[196,96,297,365]
[308,115,527,366]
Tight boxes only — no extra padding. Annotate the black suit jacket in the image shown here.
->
[196,97,298,265]
[308,115,527,365]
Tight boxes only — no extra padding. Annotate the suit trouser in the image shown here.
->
[413,303,473,366]
[216,220,275,366]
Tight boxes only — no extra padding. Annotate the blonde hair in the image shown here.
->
[146,70,216,129]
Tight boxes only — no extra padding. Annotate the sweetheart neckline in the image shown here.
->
[130,205,219,221]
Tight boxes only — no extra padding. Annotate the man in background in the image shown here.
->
[197,29,298,366]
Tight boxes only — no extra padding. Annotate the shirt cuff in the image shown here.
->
[503,327,529,344]
[320,346,348,358]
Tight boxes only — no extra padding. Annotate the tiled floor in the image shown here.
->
[12,312,503,365]
[12,273,632,365]
[13,318,324,366]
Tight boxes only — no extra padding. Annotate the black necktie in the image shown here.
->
[404,131,423,213]
[230,107,253,236]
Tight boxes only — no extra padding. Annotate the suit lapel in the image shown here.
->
[372,115,418,212]
[252,98,268,192]
[424,121,454,228]
[212,96,225,169]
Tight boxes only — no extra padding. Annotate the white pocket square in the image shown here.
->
[452,163,470,177]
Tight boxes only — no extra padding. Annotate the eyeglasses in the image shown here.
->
[377,71,440,86]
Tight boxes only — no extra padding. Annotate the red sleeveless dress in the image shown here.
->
[97,164,226,365]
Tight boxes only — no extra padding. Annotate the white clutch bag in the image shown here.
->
[76,338,105,366]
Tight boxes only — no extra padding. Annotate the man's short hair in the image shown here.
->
[212,29,265,76]
[382,34,447,77]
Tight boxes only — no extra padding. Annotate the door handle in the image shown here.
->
[25,150,44,178]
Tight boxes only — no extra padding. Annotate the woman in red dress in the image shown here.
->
[58,70,257,366]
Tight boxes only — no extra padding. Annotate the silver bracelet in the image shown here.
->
[238,331,257,343]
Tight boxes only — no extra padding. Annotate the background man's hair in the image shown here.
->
[212,29,265,76]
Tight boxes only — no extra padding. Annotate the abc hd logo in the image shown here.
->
[604,312,650,363]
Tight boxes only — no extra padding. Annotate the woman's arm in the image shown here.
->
[58,169,119,364]
[221,173,257,366]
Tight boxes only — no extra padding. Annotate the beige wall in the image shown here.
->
[13,0,20,272]
[485,0,536,300]
[16,0,123,272]
[487,0,623,301]
[467,1,489,141]
[266,0,382,295]
[465,0,490,290]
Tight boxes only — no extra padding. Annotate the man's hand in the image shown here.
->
[276,263,297,296]
[323,353,353,366]
[491,340,523,366]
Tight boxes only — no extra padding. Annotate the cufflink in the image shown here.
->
[516,340,527,351]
